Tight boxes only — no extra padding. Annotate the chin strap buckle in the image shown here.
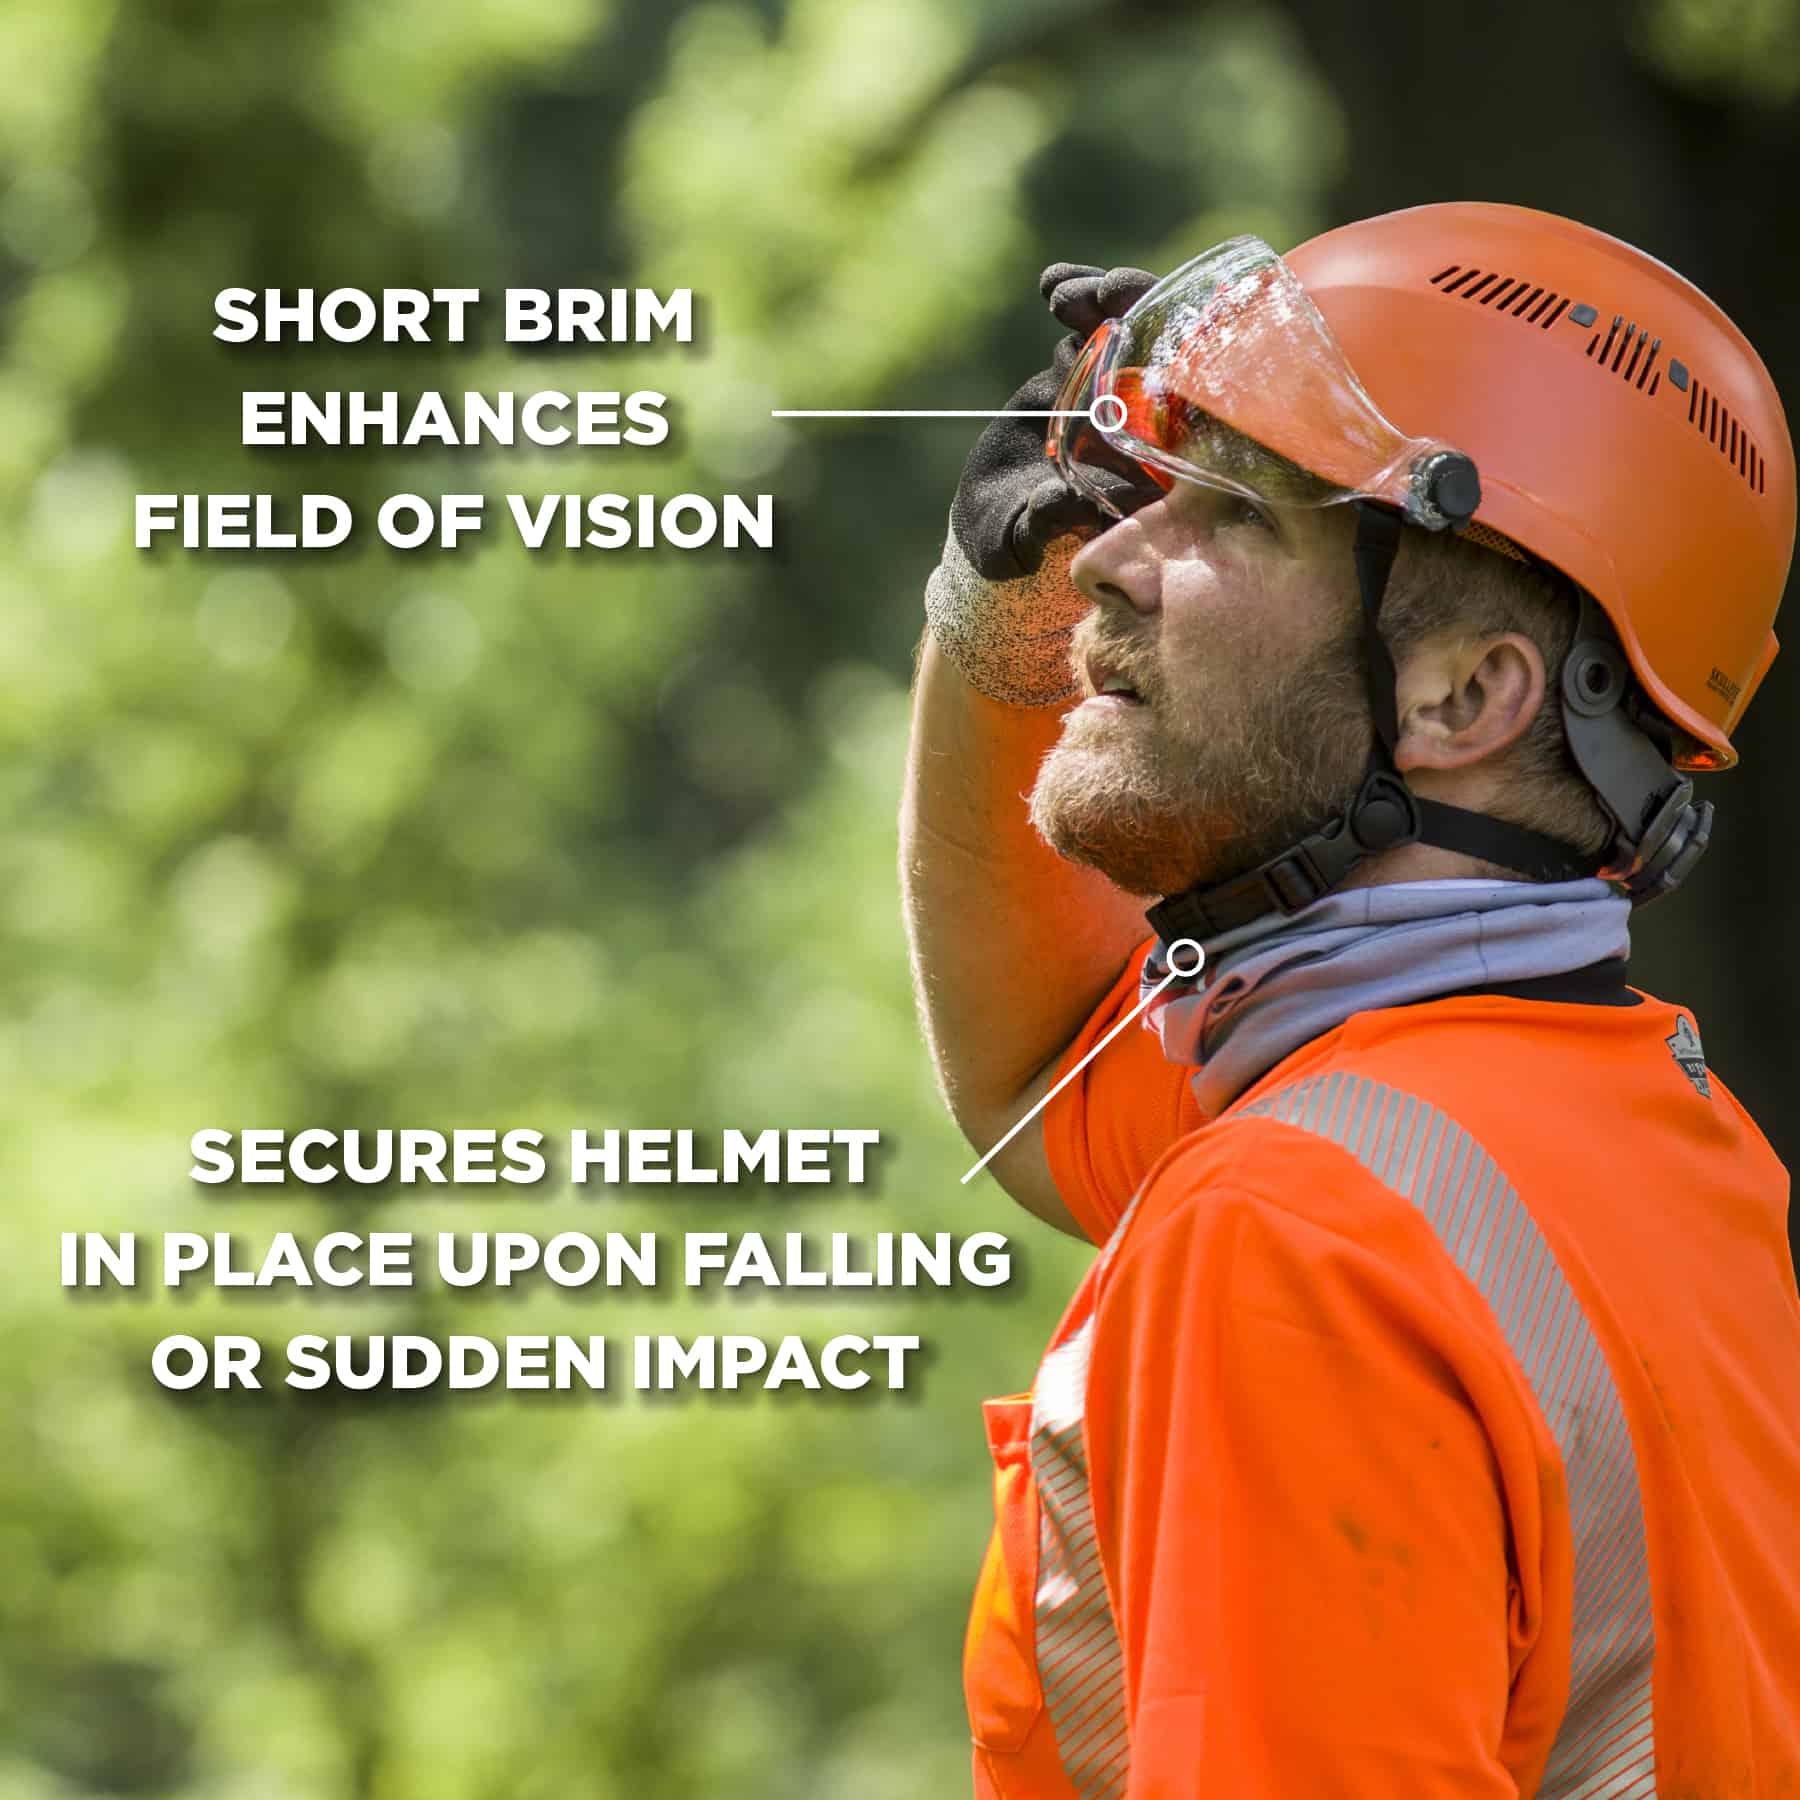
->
[1148,770,1421,945]
[1347,768,1423,853]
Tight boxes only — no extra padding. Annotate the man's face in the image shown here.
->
[1028,476,1370,898]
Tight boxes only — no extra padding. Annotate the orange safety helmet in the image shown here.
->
[1050,204,1797,935]
[1285,202,1795,771]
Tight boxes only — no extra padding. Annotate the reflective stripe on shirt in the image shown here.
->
[1031,1320,1128,1800]
[1029,1187,1144,1799]
[1242,1071,1657,1800]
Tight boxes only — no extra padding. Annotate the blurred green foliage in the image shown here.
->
[0,2,1334,1792]
[1636,0,1800,102]
[2,0,1794,1795]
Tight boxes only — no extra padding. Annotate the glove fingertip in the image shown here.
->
[1048,285,1105,335]
[1097,266,1158,314]
[1039,261,1103,302]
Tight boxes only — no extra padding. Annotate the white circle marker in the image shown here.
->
[960,933,1209,1185]
[1164,937,1206,980]
[1090,394,1128,433]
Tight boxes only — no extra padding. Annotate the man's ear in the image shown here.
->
[1392,631,1548,774]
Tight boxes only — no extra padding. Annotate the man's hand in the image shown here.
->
[906,262,1157,1235]
[924,264,1155,707]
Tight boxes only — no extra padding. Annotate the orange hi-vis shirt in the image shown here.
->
[965,947,1800,1797]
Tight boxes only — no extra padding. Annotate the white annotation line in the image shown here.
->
[960,938,1205,1186]
[772,400,1133,428]
[770,408,1093,419]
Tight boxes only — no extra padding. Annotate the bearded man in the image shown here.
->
[901,206,1800,1797]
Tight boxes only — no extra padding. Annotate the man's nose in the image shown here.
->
[1070,513,1162,616]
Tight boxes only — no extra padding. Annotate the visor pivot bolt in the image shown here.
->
[1420,451,1482,528]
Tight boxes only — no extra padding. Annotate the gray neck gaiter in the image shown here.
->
[1141,878,1631,1117]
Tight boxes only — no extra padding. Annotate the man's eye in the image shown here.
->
[1227,497,1275,531]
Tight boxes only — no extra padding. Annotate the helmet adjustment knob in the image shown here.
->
[1413,450,1482,529]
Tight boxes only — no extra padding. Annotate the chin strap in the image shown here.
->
[1147,499,1701,949]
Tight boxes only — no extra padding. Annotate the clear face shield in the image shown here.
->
[1048,235,1482,532]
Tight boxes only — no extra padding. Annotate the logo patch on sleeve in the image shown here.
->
[1665,1015,1711,1097]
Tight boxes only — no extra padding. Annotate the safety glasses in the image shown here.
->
[1048,235,1480,531]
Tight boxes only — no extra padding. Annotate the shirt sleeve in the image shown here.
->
[1083,1164,1552,1798]
[1042,938,1202,1245]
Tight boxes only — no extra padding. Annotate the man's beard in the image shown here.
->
[1028,609,1370,898]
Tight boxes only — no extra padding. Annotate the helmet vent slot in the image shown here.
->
[1430,266,1569,328]
[1686,378,1766,492]
[1585,315,1664,393]
[1431,268,1766,495]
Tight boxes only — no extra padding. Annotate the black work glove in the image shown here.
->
[953,262,1159,579]
[925,262,1156,705]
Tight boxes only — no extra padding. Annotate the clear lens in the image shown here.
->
[1049,236,1478,529]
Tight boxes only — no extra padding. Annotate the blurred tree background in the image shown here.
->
[2,0,1795,1794]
